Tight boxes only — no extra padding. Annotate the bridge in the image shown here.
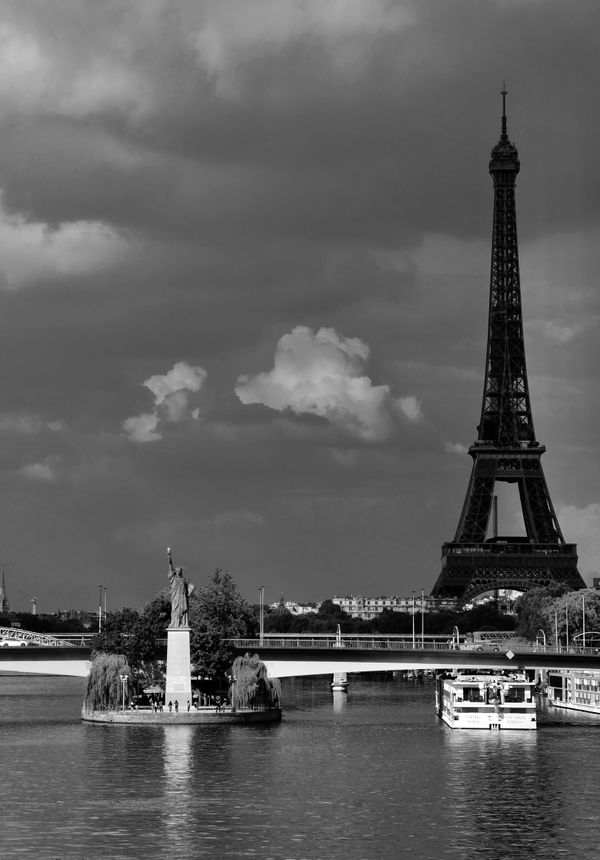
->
[3,627,600,681]
[228,634,600,678]
[0,626,92,677]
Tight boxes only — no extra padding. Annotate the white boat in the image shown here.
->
[546,670,600,715]
[436,674,537,730]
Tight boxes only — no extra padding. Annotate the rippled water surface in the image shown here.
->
[1,674,600,859]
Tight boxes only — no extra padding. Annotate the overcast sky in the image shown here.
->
[1,0,600,613]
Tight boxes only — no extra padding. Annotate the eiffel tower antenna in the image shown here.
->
[431,92,585,603]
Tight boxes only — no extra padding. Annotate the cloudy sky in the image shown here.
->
[1,0,600,613]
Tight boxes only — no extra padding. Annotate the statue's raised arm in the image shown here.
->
[166,546,190,628]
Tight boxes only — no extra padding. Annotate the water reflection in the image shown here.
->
[3,676,600,859]
[332,691,347,712]
[442,728,572,858]
[162,725,194,845]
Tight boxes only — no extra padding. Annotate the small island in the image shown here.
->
[81,554,282,726]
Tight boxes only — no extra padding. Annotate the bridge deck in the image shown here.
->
[229,637,600,677]
[0,646,91,677]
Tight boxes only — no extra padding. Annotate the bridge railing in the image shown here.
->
[0,628,96,647]
[225,634,600,658]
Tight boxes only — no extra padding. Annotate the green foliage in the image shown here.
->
[514,583,569,640]
[514,585,600,645]
[230,653,281,710]
[92,595,170,658]
[263,600,517,636]
[83,652,132,711]
[11,613,88,633]
[190,569,257,682]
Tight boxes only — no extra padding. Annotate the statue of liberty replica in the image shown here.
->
[168,548,192,627]
[164,547,194,709]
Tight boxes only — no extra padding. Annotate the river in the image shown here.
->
[1,673,599,859]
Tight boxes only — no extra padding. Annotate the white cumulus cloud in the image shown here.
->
[235,325,420,441]
[444,441,468,456]
[0,413,66,435]
[124,361,207,443]
[0,194,128,290]
[397,396,423,422]
[21,458,59,482]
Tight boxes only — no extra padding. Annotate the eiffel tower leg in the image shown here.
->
[453,457,496,543]
[519,473,562,543]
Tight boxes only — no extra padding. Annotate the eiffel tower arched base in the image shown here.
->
[431,541,584,605]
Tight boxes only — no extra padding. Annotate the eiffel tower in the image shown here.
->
[431,90,585,603]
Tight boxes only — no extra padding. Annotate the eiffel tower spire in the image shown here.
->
[431,91,585,602]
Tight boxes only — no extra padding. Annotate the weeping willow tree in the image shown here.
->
[230,653,281,711]
[83,653,133,712]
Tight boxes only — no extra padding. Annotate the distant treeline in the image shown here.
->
[261,598,517,635]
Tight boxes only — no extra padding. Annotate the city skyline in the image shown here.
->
[1,2,600,611]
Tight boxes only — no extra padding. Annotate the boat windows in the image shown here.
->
[460,687,484,702]
[503,687,526,703]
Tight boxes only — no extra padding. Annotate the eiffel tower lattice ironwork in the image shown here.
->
[431,90,585,603]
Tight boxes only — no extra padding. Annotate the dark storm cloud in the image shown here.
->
[1,0,600,611]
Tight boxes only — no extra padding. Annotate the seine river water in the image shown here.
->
[1,673,600,859]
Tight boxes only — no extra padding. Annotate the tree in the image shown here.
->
[189,569,256,682]
[514,583,569,640]
[89,596,171,687]
[460,603,516,633]
[83,652,132,712]
[542,588,600,646]
[229,653,281,710]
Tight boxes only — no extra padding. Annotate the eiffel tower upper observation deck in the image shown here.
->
[431,90,585,603]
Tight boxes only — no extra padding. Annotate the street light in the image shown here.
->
[103,586,108,619]
[119,674,128,712]
[537,628,546,650]
[411,591,416,650]
[566,603,570,649]
[98,585,103,633]
[421,588,425,649]
[452,625,460,650]
[554,609,559,650]
[582,592,586,649]
[259,586,265,645]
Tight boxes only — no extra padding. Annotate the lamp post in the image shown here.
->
[259,586,265,645]
[537,628,546,651]
[103,586,108,619]
[582,592,586,649]
[452,625,460,650]
[119,674,128,712]
[566,603,569,649]
[411,591,416,650]
[98,585,103,633]
[554,609,559,650]
[421,588,425,649]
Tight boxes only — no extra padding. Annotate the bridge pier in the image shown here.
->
[331,672,348,692]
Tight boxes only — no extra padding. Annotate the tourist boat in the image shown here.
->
[546,670,600,715]
[436,673,537,730]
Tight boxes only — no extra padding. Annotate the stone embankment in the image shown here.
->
[81,706,282,725]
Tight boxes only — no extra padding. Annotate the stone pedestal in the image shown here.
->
[165,626,192,710]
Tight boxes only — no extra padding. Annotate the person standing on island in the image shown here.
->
[167,547,194,627]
